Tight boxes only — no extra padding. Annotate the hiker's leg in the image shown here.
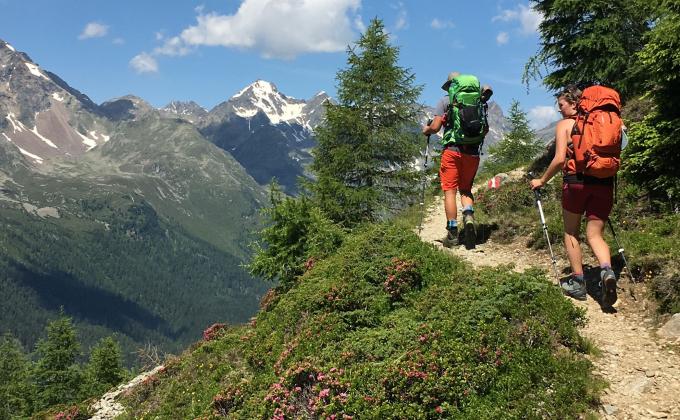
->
[584,184,614,267]
[439,149,460,226]
[563,209,584,275]
[585,218,612,266]
[444,189,458,220]
[458,153,480,212]
[460,191,473,210]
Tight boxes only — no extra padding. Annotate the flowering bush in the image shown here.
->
[259,289,279,312]
[54,406,82,420]
[264,362,351,418]
[212,386,245,417]
[202,323,227,342]
[383,257,420,301]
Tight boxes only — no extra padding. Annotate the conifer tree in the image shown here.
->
[0,333,33,417]
[525,0,652,99]
[484,100,545,175]
[309,18,422,226]
[33,314,83,410]
[85,336,126,396]
[623,0,680,203]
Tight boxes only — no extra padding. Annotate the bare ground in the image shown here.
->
[418,181,680,420]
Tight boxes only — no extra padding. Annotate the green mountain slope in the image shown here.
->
[119,223,601,418]
[0,115,270,361]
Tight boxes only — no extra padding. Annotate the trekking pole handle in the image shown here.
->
[525,171,543,200]
[425,118,433,135]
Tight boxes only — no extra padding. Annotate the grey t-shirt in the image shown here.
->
[434,96,448,117]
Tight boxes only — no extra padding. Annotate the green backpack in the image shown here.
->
[442,74,488,146]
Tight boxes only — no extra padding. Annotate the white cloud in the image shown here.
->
[528,105,559,130]
[153,36,193,57]
[155,0,361,60]
[430,18,455,30]
[112,38,125,45]
[78,22,109,40]
[496,32,509,45]
[129,53,158,74]
[354,15,366,33]
[492,4,542,35]
[393,2,408,30]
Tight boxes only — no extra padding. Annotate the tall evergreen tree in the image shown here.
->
[0,333,33,418]
[525,0,652,100]
[623,0,680,203]
[84,336,126,397]
[33,315,83,410]
[309,18,422,226]
[484,100,545,175]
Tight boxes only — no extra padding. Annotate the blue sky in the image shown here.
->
[0,0,560,128]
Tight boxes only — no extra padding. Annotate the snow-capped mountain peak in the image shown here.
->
[228,79,308,126]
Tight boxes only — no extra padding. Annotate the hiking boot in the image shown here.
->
[463,213,476,250]
[560,276,587,301]
[600,267,618,307]
[442,227,457,248]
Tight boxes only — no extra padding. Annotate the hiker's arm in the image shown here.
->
[530,120,570,189]
[422,115,444,135]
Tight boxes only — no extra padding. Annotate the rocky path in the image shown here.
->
[418,187,680,420]
[89,365,164,420]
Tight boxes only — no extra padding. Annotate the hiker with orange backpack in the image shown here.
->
[422,72,492,250]
[529,85,622,308]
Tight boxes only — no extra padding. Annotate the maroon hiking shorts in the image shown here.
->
[561,182,614,221]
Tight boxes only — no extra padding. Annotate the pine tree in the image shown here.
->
[0,333,34,418]
[309,18,422,226]
[483,100,545,175]
[525,0,652,99]
[248,183,345,289]
[84,336,126,397]
[33,314,83,410]
[623,0,680,203]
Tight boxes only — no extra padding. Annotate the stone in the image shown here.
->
[603,405,618,415]
[623,376,652,396]
[646,370,657,377]
[658,313,680,339]
[646,409,668,418]
[604,345,621,356]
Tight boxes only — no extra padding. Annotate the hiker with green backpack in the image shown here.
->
[422,72,492,249]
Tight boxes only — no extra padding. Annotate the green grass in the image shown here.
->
[120,222,603,419]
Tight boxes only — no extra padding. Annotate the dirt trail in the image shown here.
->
[418,175,680,420]
[89,366,164,420]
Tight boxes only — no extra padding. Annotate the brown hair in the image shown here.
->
[557,85,582,105]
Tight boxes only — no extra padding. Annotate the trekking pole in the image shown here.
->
[418,119,432,235]
[607,219,637,286]
[527,172,560,280]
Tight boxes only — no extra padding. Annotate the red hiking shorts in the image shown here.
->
[439,149,480,192]
[561,182,614,221]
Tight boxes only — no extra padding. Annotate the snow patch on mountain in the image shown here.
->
[29,125,58,149]
[89,130,110,143]
[18,147,44,164]
[51,92,65,102]
[75,130,98,150]
[24,62,50,80]
[6,113,26,133]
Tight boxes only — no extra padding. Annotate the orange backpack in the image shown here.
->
[567,86,623,178]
